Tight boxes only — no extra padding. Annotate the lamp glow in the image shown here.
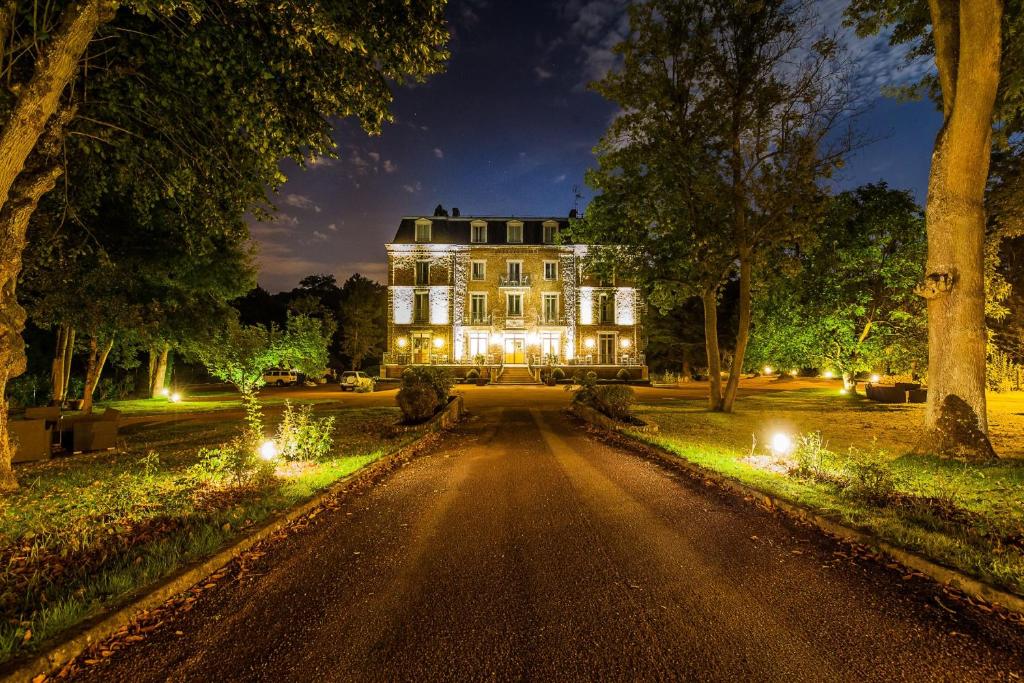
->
[584,337,596,350]
[770,432,794,456]
[259,440,278,461]
[763,366,774,375]
[396,337,408,349]
[870,374,881,383]
[790,369,799,376]
[620,338,632,349]
[823,370,834,379]
[839,388,848,395]
[160,387,170,397]
[169,392,182,403]
[432,336,444,349]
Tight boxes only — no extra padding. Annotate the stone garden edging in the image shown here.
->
[570,410,1024,620]
[1,408,464,683]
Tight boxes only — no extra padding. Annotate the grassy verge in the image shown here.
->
[0,405,416,664]
[631,388,1024,597]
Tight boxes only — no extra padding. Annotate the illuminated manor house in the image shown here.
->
[382,213,648,382]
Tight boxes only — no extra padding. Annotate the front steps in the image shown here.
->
[496,366,537,385]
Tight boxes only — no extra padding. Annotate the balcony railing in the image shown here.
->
[383,352,502,366]
[538,310,566,326]
[468,313,492,325]
[499,273,532,287]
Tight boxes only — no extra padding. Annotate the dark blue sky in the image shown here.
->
[251,0,941,292]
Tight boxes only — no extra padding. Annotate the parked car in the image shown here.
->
[263,369,299,386]
[340,371,373,392]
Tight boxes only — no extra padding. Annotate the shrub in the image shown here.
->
[987,349,1024,392]
[585,370,597,382]
[397,383,439,423]
[276,402,336,461]
[568,371,600,405]
[4,373,48,410]
[595,384,636,421]
[615,368,631,381]
[401,366,454,403]
[466,368,480,380]
[790,432,839,482]
[654,370,678,385]
[192,437,275,487]
[550,367,565,381]
[842,447,904,506]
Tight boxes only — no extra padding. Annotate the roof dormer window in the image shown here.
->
[506,221,523,244]
[415,219,432,243]
[471,221,487,243]
[543,221,559,244]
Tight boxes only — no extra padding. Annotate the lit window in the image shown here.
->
[544,261,558,280]
[471,223,487,243]
[471,261,486,281]
[507,222,523,243]
[415,221,432,243]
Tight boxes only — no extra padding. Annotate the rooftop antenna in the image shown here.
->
[571,184,582,216]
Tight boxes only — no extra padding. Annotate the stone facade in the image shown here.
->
[383,215,646,378]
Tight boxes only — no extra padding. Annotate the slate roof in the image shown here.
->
[390,216,573,245]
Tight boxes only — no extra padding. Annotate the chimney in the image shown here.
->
[452,207,461,217]
[568,208,578,219]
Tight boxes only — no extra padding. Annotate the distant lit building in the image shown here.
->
[382,213,647,381]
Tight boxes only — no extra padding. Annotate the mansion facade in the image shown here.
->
[382,214,647,380]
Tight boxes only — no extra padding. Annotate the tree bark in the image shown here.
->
[920,0,1002,458]
[0,144,68,491]
[62,327,75,401]
[722,248,752,413]
[150,345,169,398]
[51,325,69,404]
[701,287,723,410]
[80,337,113,413]
[0,0,115,212]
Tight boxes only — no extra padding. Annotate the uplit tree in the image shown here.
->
[747,184,928,386]
[846,1,1023,457]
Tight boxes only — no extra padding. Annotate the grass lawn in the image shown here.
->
[633,387,1024,598]
[91,390,343,417]
[0,403,416,664]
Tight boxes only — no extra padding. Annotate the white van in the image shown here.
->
[263,369,299,386]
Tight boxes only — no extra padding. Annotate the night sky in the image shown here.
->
[250,0,941,293]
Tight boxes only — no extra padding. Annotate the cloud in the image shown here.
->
[282,193,321,212]
[274,213,300,227]
[403,181,423,194]
[348,148,398,176]
[554,173,567,183]
[311,230,330,242]
[433,147,444,159]
[562,0,630,90]
[534,66,554,81]
[327,223,338,231]
[307,155,338,170]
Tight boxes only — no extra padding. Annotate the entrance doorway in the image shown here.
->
[503,334,526,364]
[412,332,432,364]
[598,333,616,365]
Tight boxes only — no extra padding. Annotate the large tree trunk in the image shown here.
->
[919,0,1002,458]
[701,287,723,410]
[80,337,113,413]
[150,345,169,398]
[0,136,68,491]
[62,327,75,401]
[722,248,752,413]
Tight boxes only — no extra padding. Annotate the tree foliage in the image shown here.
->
[746,184,927,382]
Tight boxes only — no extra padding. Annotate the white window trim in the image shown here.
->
[471,260,486,281]
[470,292,488,322]
[542,292,559,322]
[506,221,524,244]
[543,260,558,280]
[506,292,523,317]
[542,220,559,244]
[470,221,487,244]
[506,259,524,279]
[415,219,432,243]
